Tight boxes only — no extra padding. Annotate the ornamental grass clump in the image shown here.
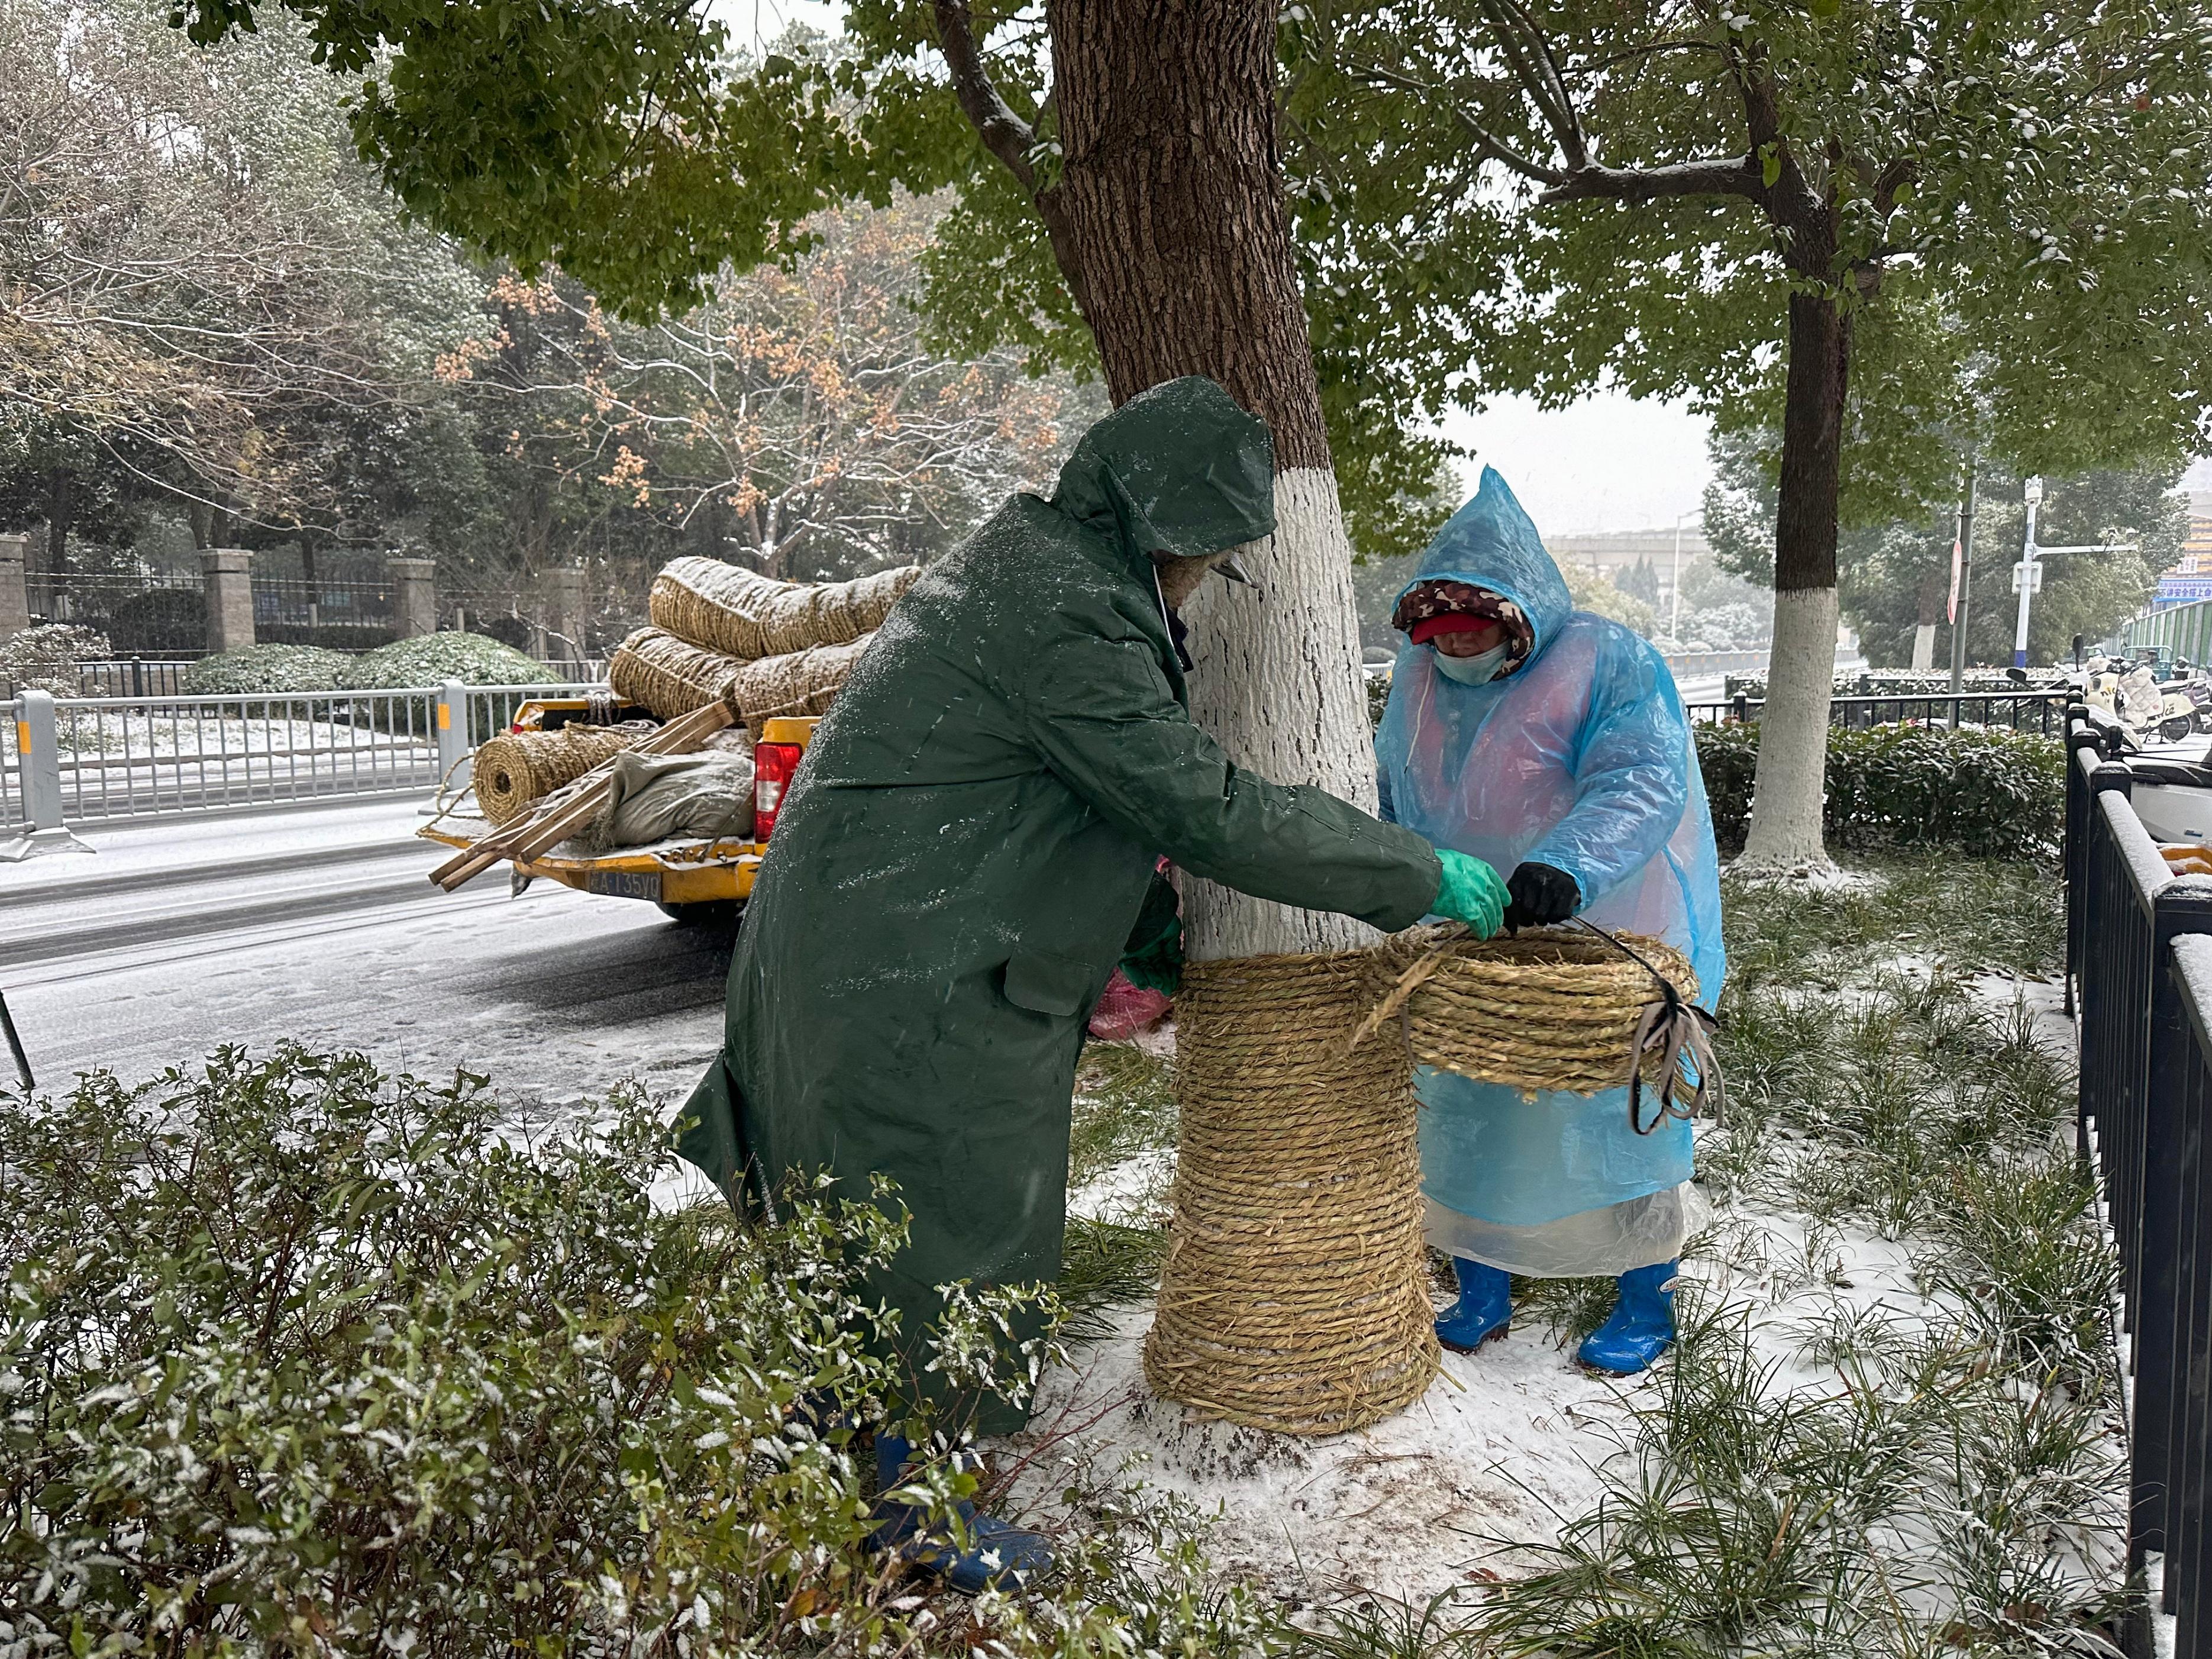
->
[0,1047,1261,1657]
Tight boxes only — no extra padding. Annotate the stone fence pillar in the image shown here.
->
[200,547,254,654]
[548,567,587,663]
[389,557,437,638]
[0,534,29,640]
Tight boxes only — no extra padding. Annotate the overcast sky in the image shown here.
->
[1435,392,1713,535]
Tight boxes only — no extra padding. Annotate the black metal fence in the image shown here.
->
[1687,689,2072,731]
[25,568,205,654]
[0,659,192,701]
[2066,705,2212,1653]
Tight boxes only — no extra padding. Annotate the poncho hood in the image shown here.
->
[1396,466,1572,666]
[1047,376,1276,577]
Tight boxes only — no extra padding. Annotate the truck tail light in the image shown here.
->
[754,741,803,839]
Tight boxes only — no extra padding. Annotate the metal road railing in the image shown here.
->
[4,679,604,831]
[2066,706,2212,1654]
[1685,689,2072,731]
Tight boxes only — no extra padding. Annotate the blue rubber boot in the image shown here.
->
[1577,1260,1679,1375]
[1435,1257,1513,1353]
[868,1432,1054,1594]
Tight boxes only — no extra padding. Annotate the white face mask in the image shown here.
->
[1432,641,1511,685]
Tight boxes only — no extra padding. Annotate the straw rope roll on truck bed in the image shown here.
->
[419,698,821,921]
[611,628,879,735]
[649,559,919,659]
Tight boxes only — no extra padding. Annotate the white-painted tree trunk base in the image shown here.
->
[1176,467,1380,960]
[1911,622,1936,670]
[1736,585,1841,873]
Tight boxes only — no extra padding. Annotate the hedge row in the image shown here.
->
[1697,722,2064,861]
[1725,670,2070,700]
[179,632,557,696]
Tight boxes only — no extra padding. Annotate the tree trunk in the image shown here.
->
[1911,565,1944,670]
[1050,0,1379,957]
[45,467,74,575]
[1739,286,1849,870]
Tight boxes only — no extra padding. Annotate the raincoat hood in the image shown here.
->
[1048,376,1276,574]
[1396,466,1572,665]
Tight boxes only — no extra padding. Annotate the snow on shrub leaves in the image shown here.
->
[0,1048,1262,1657]
[336,632,557,690]
[1698,723,2063,861]
[179,644,353,695]
[0,624,112,695]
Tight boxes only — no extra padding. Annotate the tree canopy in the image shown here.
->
[1286,0,2212,572]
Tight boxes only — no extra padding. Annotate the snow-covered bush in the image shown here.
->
[0,1048,1258,1657]
[0,622,112,694]
[1727,668,2070,699]
[179,643,351,695]
[336,630,557,690]
[1697,722,2063,860]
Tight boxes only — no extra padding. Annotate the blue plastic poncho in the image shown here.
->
[1375,468,1725,1277]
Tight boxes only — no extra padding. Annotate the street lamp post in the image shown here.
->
[1669,511,1697,643]
[1946,461,1977,693]
[2011,476,2045,670]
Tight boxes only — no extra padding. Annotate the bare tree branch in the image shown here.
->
[1538,156,1766,205]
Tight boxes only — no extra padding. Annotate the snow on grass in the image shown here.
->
[993,853,2126,1650]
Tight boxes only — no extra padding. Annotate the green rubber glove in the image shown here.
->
[1432,848,1507,940]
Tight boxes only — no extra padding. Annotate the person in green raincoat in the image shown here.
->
[676,376,1503,1590]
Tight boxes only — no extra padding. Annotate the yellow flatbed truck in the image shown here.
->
[419,700,818,921]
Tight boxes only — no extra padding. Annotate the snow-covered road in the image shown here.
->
[0,798,731,1107]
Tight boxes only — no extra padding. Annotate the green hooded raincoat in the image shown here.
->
[676,376,1441,1431]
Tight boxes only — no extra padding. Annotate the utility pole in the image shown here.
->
[1947,461,1977,693]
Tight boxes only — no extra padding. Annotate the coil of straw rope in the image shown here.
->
[650,558,919,659]
[1350,924,1700,1099]
[472,724,655,826]
[609,628,747,720]
[726,637,874,736]
[1143,949,1440,1436]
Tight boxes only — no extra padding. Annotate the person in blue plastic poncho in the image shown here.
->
[1375,467,1726,1374]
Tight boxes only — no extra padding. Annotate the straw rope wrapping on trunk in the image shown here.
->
[1144,950,1441,1436]
[472,723,656,825]
[651,558,919,659]
[1352,924,1701,1098]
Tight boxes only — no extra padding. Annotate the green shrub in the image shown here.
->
[0,623,112,694]
[179,643,352,695]
[337,630,557,690]
[1697,722,2063,860]
[105,588,206,654]
[0,1048,1260,1657]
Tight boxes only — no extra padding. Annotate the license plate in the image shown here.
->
[585,869,662,902]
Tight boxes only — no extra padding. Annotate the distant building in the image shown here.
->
[2151,490,2212,608]
[1545,528,1710,612]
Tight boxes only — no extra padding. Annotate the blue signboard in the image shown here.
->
[2156,577,2212,608]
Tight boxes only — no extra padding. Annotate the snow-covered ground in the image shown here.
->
[993,951,2121,1617]
[0,797,729,1105]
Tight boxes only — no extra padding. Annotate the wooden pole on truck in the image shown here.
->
[429,698,735,891]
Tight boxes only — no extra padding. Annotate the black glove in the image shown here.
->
[1503,862,1581,932]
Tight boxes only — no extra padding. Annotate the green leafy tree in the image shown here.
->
[1292,0,2212,867]
[165,0,1455,958]
[1707,434,2177,670]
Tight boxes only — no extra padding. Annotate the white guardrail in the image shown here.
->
[3,679,605,834]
